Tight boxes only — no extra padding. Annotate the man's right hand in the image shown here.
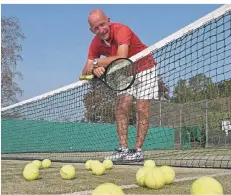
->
[82,60,94,75]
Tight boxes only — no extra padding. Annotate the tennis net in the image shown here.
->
[1,5,231,168]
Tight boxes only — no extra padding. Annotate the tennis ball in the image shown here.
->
[160,165,175,184]
[23,164,39,181]
[90,160,101,168]
[144,160,156,168]
[92,183,125,195]
[32,160,42,169]
[92,162,106,176]
[103,159,113,170]
[190,176,223,195]
[136,167,150,186]
[60,165,76,180]
[144,168,165,189]
[85,160,93,170]
[42,159,51,168]
[24,163,38,170]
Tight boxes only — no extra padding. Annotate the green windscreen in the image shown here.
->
[2,118,175,153]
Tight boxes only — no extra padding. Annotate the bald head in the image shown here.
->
[88,9,111,41]
[88,9,108,26]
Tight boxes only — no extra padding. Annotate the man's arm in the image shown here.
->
[82,37,100,75]
[95,44,129,68]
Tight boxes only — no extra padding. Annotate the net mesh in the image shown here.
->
[1,5,231,168]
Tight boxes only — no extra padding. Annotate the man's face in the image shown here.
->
[90,17,111,41]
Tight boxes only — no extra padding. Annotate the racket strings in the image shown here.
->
[106,60,134,90]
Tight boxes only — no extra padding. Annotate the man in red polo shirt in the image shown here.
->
[82,9,158,161]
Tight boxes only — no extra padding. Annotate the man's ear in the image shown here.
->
[108,17,111,25]
[90,27,95,34]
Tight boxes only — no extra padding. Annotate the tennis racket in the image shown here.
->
[79,58,136,91]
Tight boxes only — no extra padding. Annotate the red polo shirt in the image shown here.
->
[88,23,156,73]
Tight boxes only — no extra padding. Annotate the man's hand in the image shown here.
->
[82,60,94,75]
[82,64,93,75]
[93,67,105,77]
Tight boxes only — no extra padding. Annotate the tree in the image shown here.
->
[173,79,192,103]
[172,73,220,103]
[83,80,117,123]
[188,73,218,101]
[1,16,25,107]
[217,80,231,98]
[158,74,170,100]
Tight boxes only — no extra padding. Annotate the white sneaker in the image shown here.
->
[104,148,129,161]
[123,148,144,162]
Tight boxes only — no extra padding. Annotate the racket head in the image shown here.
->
[104,58,136,91]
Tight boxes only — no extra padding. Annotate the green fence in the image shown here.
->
[181,125,202,149]
[2,118,175,153]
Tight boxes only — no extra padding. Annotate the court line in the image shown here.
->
[60,171,231,195]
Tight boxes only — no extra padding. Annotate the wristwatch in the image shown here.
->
[93,59,98,67]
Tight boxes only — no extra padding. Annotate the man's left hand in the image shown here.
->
[93,67,105,77]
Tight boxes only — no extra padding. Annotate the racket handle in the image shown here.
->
[79,74,94,80]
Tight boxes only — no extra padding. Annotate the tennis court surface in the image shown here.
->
[1,159,231,195]
[1,4,231,195]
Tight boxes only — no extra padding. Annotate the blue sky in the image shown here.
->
[1,4,222,101]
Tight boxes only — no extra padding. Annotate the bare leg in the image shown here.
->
[115,94,133,148]
[135,99,150,148]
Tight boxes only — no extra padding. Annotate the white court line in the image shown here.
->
[60,171,231,195]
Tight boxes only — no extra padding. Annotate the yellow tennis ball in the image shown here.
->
[144,168,165,189]
[190,176,223,195]
[42,159,51,168]
[136,167,150,186]
[23,164,39,181]
[60,165,76,180]
[144,160,156,168]
[24,163,38,170]
[85,160,93,170]
[91,160,101,165]
[92,183,125,195]
[160,165,175,184]
[90,160,101,168]
[32,160,42,169]
[92,163,105,176]
[103,159,113,170]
